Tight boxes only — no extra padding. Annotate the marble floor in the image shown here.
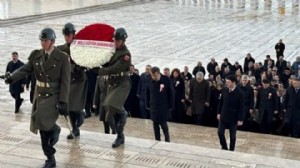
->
[1,0,300,167]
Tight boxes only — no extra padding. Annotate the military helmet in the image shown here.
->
[39,28,56,40]
[114,27,128,40]
[62,23,76,35]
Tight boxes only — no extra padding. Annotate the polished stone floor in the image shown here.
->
[1,0,300,167]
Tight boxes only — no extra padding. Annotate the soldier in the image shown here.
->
[57,23,86,139]
[97,27,131,148]
[5,28,70,168]
[5,52,26,113]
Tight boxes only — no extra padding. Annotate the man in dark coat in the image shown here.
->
[275,56,287,75]
[231,62,243,74]
[255,79,279,134]
[238,75,254,131]
[275,39,285,60]
[263,55,275,70]
[181,66,192,81]
[243,53,255,73]
[57,23,87,139]
[217,75,245,151]
[221,58,232,72]
[6,52,26,113]
[146,67,174,142]
[137,65,151,119]
[207,58,218,77]
[192,61,206,77]
[125,65,140,117]
[97,27,131,148]
[282,77,300,138]
[5,28,70,168]
[189,72,210,125]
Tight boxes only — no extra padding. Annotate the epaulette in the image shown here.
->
[28,49,40,61]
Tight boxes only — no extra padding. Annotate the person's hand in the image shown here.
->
[217,114,220,120]
[274,111,278,114]
[181,99,185,103]
[5,77,13,84]
[249,109,253,114]
[93,105,97,109]
[283,109,286,113]
[237,121,243,126]
[205,102,209,107]
[57,102,68,116]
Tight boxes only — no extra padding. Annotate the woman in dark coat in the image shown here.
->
[209,82,223,127]
[170,68,185,123]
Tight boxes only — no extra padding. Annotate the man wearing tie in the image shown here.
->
[217,75,245,151]
[283,77,300,138]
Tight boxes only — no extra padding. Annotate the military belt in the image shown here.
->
[109,72,128,77]
[36,80,59,88]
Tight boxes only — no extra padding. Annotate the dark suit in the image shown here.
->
[275,60,287,74]
[238,84,254,131]
[244,57,255,73]
[256,86,279,134]
[6,60,26,112]
[125,73,140,117]
[146,75,175,142]
[263,59,275,70]
[282,86,300,137]
[217,87,245,151]
[275,42,285,59]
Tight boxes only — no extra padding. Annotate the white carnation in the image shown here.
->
[70,40,115,68]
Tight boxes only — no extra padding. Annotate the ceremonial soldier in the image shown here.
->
[98,27,131,148]
[5,28,70,168]
[57,23,87,139]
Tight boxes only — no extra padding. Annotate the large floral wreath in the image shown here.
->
[70,23,115,68]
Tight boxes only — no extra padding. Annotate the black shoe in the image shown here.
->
[43,156,56,168]
[14,108,19,113]
[112,137,124,148]
[50,126,61,146]
[67,129,80,139]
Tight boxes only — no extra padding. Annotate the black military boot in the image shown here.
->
[67,127,80,139]
[77,111,85,127]
[67,112,80,139]
[112,112,127,148]
[43,155,56,168]
[50,125,61,146]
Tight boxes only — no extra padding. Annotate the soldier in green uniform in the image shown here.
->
[98,27,131,148]
[5,28,70,168]
[57,23,86,139]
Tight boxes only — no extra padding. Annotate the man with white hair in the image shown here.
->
[189,72,210,125]
[238,75,254,131]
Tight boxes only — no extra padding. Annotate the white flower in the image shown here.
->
[70,40,115,68]
[160,84,165,92]
[268,93,272,99]
[175,81,180,87]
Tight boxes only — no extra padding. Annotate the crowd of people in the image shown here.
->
[123,39,300,138]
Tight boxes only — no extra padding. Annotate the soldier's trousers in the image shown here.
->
[69,111,84,133]
[40,124,60,157]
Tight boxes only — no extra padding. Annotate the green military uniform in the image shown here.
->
[57,42,87,139]
[10,48,71,133]
[99,44,131,113]
[99,38,132,148]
